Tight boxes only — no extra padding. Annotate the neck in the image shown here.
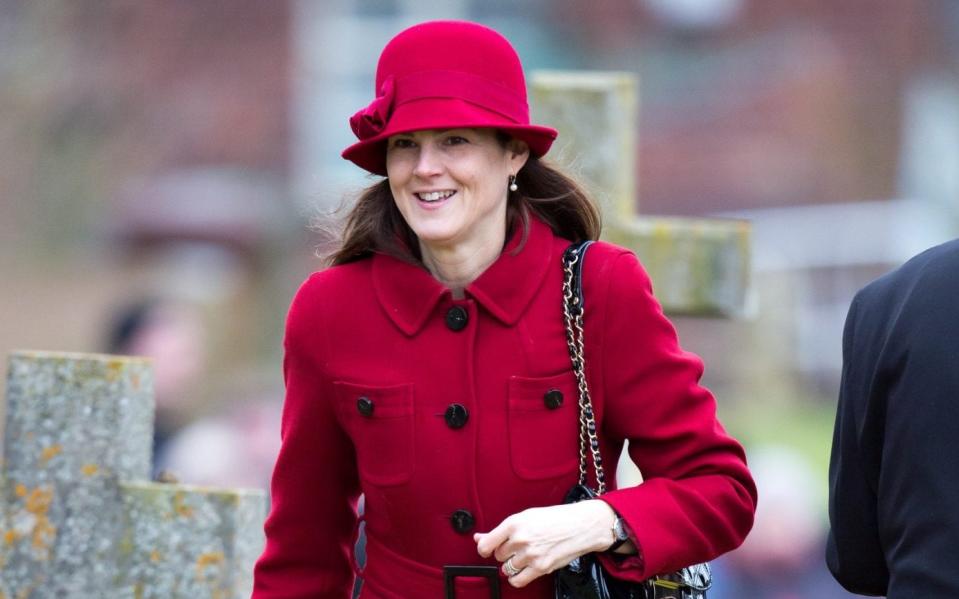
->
[420,228,507,299]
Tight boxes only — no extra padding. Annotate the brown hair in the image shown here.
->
[327,134,601,267]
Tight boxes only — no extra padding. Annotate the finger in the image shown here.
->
[475,523,511,558]
[493,541,517,563]
[500,555,519,579]
[506,560,545,589]
[502,554,536,582]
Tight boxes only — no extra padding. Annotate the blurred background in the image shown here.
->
[2,1,958,596]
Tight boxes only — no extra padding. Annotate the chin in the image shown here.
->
[409,224,460,245]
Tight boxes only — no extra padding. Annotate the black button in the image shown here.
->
[356,396,374,417]
[445,306,468,331]
[444,403,469,429]
[544,389,564,409]
[450,509,475,533]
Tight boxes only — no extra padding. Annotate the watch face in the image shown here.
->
[613,517,629,541]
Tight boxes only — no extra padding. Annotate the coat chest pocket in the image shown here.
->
[334,381,414,486]
[508,372,579,480]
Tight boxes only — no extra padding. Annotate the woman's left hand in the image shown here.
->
[473,499,617,588]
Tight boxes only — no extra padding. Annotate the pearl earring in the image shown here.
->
[509,175,518,192]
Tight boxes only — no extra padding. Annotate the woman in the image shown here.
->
[253,20,756,599]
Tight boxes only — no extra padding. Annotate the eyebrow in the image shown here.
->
[393,128,472,138]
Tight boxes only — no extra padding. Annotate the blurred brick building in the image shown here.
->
[2,0,958,410]
[0,0,298,407]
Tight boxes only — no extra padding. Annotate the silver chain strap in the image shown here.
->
[561,243,606,495]
[562,244,714,596]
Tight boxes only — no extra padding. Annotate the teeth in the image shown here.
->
[417,190,455,202]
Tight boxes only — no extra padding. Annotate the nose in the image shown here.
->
[413,142,442,178]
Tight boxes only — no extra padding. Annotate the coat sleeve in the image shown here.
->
[825,293,889,595]
[252,275,361,599]
[593,251,757,581]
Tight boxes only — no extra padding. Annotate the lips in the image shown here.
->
[415,190,456,202]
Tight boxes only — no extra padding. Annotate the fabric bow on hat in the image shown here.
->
[350,76,395,140]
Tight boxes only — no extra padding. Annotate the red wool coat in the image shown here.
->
[252,216,756,599]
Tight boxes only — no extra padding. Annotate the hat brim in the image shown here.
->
[341,97,558,176]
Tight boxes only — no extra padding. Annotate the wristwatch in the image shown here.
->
[609,516,630,552]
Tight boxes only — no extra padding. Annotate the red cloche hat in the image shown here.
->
[341,20,558,176]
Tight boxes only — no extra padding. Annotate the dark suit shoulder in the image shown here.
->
[855,238,959,318]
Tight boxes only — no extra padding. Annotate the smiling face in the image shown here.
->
[385,128,529,255]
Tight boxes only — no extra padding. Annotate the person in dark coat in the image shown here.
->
[827,238,959,597]
[253,20,756,599]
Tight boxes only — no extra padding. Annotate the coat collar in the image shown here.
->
[372,216,556,336]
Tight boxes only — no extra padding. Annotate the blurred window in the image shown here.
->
[355,0,400,17]
[469,0,545,17]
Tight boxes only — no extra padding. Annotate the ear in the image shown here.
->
[506,138,530,171]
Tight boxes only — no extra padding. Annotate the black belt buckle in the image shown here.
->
[443,565,501,599]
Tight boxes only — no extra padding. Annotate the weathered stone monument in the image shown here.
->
[530,72,752,487]
[0,351,264,599]
[531,71,751,317]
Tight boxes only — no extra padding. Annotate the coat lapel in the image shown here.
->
[371,215,556,335]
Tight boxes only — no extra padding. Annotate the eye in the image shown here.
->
[443,135,469,146]
[389,137,416,149]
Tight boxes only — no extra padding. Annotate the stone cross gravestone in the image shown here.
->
[530,72,753,488]
[530,71,751,317]
[0,351,265,599]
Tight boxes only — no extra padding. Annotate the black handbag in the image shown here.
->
[553,241,712,599]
